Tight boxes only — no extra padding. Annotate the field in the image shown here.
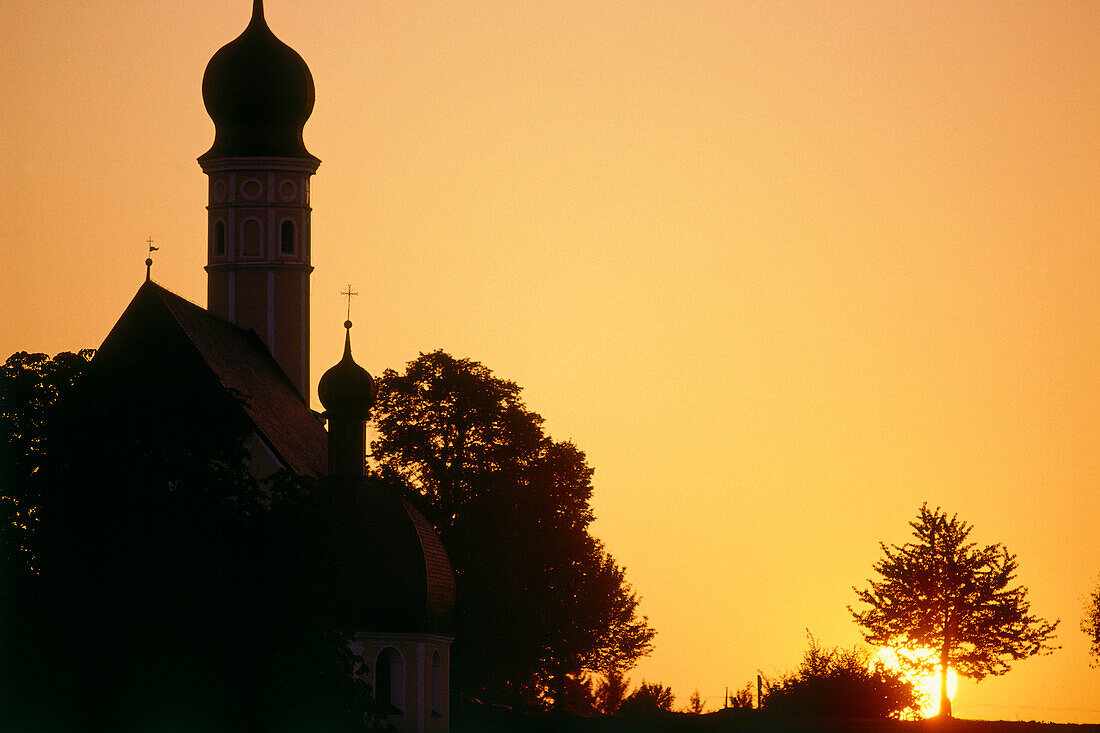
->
[452,708,1100,733]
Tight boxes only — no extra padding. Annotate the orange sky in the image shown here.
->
[4,0,1099,721]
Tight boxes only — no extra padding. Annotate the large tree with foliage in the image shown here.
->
[0,350,94,578]
[851,504,1059,718]
[370,350,655,708]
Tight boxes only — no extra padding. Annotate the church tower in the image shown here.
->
[199,0,319,398]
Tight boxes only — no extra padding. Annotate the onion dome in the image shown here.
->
[200,0,316,160]
[318,321,376,419]
[315,474,456,634]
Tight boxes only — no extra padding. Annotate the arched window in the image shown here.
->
[213,221,226,256]
[375,647,405,714]
[431,650,443,717]
[280,220,295,254]
[241,219,262,256]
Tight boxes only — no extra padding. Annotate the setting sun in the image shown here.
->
[876,647,958,719]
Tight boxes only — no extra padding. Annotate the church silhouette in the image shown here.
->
[48,2,455,731]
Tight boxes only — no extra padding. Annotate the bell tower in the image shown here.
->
[199,0,319,398]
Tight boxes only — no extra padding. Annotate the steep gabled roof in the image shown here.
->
[92,280,327,477]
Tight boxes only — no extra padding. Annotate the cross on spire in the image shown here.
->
[145,236,159,281]
[341,284,358,324]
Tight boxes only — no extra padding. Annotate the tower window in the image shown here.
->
[280,220,295,254]
[241,219,262,256]
[375,647,405,715]
[431,650,443,716]
[213,221,226,256]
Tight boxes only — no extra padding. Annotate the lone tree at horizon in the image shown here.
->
[851,504,1059,718]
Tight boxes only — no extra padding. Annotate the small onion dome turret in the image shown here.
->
[200,0,317,161]
[318,321,376,419]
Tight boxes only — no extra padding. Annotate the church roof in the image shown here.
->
[316,474,455,634]
[94,280,328,477]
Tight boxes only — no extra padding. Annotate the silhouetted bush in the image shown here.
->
[618,681,675,716]
[763,635,920,720]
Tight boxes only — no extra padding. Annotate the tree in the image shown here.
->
[370,351,655,707]
[686,689,705,714]
[553,672,600,716]
[0,350,94,578]
[851,504,1059,717]
[617,681,674,716]
[593,670,629,715]
[761,634,920,720]
[1083,577,1100,665]
[726,682,754,709]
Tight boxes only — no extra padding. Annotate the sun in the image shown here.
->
[874,646,957,719]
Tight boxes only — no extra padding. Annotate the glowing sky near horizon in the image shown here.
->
[3,1,1099,721]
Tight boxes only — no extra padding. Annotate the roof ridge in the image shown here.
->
[128,281,326,477]
[147,281,309,403]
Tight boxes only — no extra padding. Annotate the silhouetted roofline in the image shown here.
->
[96,280,327,477]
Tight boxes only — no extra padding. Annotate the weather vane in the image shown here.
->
[145,236,160,281]
[341,284,358,327]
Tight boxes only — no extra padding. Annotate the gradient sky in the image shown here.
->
[4,0,1099,722]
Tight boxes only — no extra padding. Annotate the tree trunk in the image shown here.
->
[937,645,952,718]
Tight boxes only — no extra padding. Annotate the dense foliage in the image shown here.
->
[371,350,655,708]
[618,681,676,716]
[762,636,920,720]
[851,504,1059,717]
[0,350,93,577]
[1,351,387,731]
[594,670,630,715]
